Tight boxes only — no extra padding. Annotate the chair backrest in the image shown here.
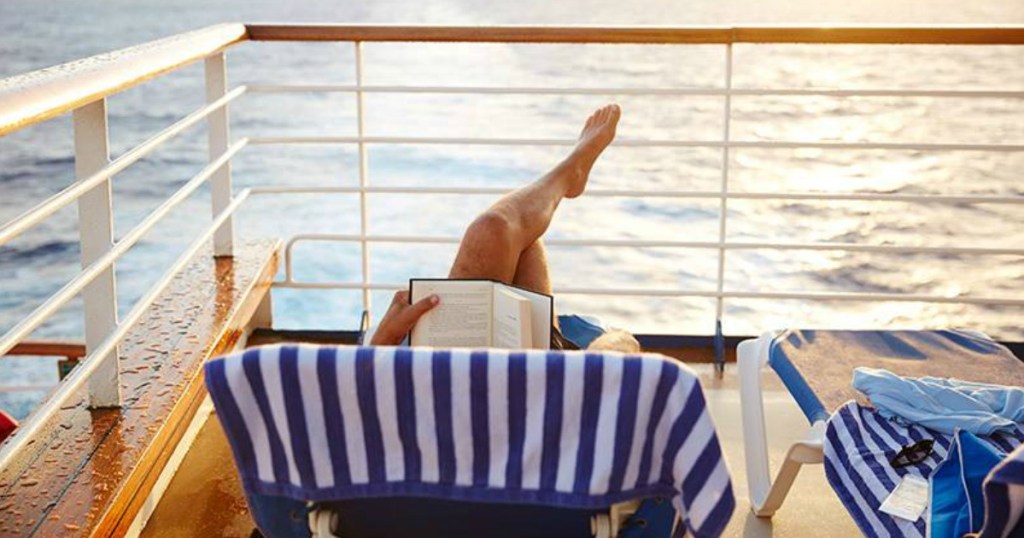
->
[205,345,734,537]
[768,330,1024,423]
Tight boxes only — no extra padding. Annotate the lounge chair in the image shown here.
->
[737,329,1024,518]
[206,344,735,537]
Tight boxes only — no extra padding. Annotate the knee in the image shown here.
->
[450,210,518,281]
[466,210,515,246]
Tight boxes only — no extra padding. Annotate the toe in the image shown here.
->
[608,106,620,124]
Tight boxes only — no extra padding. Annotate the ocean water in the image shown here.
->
[1,0,1023,418]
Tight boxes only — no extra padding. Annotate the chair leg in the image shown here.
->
[752,425,824,516]
[308,505,335,538]
[591,513,612,538]
[738,333,824,517]
[592,499,642,537]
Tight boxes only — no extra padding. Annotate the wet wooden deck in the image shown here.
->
[0,239,279,537]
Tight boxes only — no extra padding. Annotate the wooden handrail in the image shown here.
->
[245,24,1024,45]
[8,340,86,359]
[2,23,1023,139]
[731,26,1024,44]
[0,23,247,137]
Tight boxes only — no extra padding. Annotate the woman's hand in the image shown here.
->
[368,290,440,346]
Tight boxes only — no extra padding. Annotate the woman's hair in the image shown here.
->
[585,329,641,353]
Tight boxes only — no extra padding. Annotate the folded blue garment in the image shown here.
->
[557,314,606,349]
[930,430,1006,537]
[852,367,1024,435]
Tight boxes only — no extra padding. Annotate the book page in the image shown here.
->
[410,280,492,347]
[492,286,533,348]
[496,283,553,349]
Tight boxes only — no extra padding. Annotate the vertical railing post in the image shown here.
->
[74,99,120,408]
[713,44,734,374]
[206,52,234,257]
[354,42,372,314]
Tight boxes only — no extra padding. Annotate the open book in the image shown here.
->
[409,279,553,349]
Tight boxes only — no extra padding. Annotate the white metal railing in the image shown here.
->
[0,43,248,467]
[259,83,1024,314]
[0,25,1023,471]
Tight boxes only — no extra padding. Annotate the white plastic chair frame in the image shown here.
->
[737,332,827,517]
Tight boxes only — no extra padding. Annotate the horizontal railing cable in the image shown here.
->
[250,186,1024,205]
[248,136,1024,152]
[0,87,246,247]
[270,280,1024,306]
[0,140,248,358]
[277,233,1024,255]
[247,83,1024,99]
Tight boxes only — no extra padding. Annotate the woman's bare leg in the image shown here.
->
[448,104,620,282]
[511,239,563,329]
[511,240,552,294]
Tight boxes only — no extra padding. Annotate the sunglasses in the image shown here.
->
[890,439,934,468]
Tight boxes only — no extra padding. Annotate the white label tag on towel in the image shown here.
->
[879,474,929,522]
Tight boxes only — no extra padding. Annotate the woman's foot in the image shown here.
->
[564,104,621,198]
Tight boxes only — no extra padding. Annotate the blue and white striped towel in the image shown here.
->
[205,345,735,538]
[823,401,1024,538]
[981,444,1024,538]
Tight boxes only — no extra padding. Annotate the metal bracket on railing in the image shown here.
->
[714,320,726,374]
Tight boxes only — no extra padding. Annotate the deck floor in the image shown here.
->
[145,362,859,537]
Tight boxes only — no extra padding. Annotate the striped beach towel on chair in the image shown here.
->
[205,345,735,537]
[823,401,1024,537]
[981,443,1024,538]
